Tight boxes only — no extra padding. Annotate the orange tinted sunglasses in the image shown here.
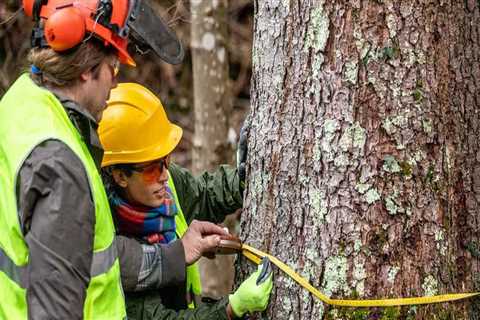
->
[130,156,170,184]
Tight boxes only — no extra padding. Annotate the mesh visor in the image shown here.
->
[128,0,184,65]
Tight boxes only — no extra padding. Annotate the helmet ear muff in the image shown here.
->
[44,7,86,51]
[23,0,136,65]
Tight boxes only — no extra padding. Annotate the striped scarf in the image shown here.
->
[110,187,178,244]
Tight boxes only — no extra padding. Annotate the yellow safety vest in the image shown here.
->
[0,74,126,319]
[168,174,202,307]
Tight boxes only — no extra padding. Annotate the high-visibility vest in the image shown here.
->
[167,174,202,307]
[0,74,126,319]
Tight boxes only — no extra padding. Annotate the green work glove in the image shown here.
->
[228,257,273,318]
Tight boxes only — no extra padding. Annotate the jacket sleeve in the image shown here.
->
[117,236,186,291]
[126,295,231,320]
[17,140,94,320]
[168,163,243,224]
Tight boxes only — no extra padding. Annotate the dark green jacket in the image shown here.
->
[122,162,243,320]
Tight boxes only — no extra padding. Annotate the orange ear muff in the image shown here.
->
[44,6,86,51]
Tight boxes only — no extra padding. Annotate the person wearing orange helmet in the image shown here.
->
[0,1,225,319]
[98,83,273,320]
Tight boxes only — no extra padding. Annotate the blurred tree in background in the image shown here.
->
[190,0,237,299]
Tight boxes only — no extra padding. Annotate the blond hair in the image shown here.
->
[27,38,116,88]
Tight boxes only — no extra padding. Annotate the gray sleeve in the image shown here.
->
[117,236,186,292]
[116,235,143,291]
[17,140,94,320]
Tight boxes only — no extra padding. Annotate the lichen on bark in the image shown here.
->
[241,1,480,319]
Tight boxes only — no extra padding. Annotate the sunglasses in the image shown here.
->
[92,58,120,77]
[129,156,170,184]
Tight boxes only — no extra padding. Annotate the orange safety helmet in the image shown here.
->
[23,0,136,66]
[23,0,185,66]
[98,83,183,167]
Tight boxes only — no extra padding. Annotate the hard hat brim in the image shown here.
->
[101,123,182,167]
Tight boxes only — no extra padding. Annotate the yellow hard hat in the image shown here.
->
[99,83,183,167]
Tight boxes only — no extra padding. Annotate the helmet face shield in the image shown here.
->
[127,0,184,65]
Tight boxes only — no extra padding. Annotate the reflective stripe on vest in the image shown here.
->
[0,245,27,288]
[90,241,118,277]
[1,240,118,287]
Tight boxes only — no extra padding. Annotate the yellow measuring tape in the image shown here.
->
[241,244,479,307]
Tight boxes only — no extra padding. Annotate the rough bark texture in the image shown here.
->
[190,0,236,299]
[240,1,480,319]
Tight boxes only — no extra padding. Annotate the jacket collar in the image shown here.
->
[53,92,104,170]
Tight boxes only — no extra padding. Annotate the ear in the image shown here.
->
[80,67,94,82]
[112,169,129,188]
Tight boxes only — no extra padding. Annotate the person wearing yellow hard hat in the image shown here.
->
[98,82,274,320]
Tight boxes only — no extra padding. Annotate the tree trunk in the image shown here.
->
[190,0,236,299]
[191,0,233,171]
[240,1,480,319]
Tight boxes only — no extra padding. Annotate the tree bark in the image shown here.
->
[190,0,236,299]
[240,1,480,319]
